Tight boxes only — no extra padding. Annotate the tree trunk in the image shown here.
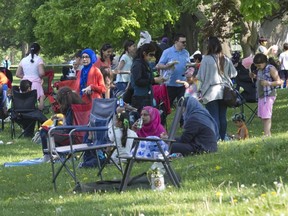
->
[175,12,200,56]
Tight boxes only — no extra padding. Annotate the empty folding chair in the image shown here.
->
[235,62,258,125]
[119,97,184,192]
[47,98,122,191]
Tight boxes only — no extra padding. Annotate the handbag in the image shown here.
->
[212,56,245,107]
[122,82,134,104]
[223,85,244,107]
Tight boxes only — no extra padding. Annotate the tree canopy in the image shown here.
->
[0,0,287,58]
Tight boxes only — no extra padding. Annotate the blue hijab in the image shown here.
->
[184,97,219,138]
[80,48,97,95]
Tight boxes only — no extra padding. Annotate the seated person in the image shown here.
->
[131,106,168,159]
[170,97,218,156]
[108,111,138,161]
[40,86,84,162]
[13,80,47,137]
[132,106,167,138]
[60,66,72,81]
[230,113,249,140]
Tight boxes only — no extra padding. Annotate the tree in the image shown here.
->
[33,0,180,57]
[181,0,288,56]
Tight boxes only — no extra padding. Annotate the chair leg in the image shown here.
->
[162,161,181,188]
[11,120,15,139]
[119,158,135,192]
[97,148,123,178]
[52,153,78,188]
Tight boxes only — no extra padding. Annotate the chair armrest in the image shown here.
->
[131,137,175,143]
[68,126,109,137]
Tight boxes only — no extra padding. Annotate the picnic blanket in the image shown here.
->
[3,158,45,167]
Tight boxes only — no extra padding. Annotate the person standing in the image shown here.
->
[114,39,137,92]
[196,36,237,141]
[279,43,288,88]
[78,48,106,104]
[94,43,114,69]
[253,53,282,137]
[156,33,190,107]
[130,43,164,111]
[15,42,45,110]
[159,37,169,51]
[1,56,11,69]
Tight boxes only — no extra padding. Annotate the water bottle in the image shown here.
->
[53,119,58,126]
[119,97,124,107]
[137,117,143,129]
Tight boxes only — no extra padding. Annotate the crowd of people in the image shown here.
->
[2,32,287,164]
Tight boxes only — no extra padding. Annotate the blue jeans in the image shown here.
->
[205,99,227,140]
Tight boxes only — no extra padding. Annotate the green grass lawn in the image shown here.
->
[0,85,288,215]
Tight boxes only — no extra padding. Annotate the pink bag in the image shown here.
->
[242,56,254,69]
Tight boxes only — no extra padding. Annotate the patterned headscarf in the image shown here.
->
[80,48,97,95]
[137,106,166,138]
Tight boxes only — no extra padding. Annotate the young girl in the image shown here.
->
[114,39,137,92]
[253,53,283,136]
[176,67,198,98]
[108,111,138,161]
[230,113,249,140]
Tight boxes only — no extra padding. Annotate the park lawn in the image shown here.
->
[0,87,288,215]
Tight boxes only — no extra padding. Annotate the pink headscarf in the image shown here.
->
[137,106,167,137]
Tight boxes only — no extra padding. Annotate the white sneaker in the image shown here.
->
[4,116,11,122]
[42,154,51,163]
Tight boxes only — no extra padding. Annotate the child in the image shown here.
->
[100,66,114,98]
[108,111,137,161]
[176,67,198,98]
[231,113,249,140]
[253,53,283,136]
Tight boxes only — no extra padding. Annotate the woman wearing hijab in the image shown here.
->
[78,48,106,104]
[131,106,168,159]
[171,97,218,156]
[132,106,167,137]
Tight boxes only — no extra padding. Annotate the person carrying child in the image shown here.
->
[230,113,249,140]
[176,66,198,98]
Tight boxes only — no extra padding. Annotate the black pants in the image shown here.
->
[131,95,153,113]
[167,86,185,107]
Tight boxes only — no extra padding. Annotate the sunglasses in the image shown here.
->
[178,40,187,44]
[148,53,155,57]
[81,55,90,59]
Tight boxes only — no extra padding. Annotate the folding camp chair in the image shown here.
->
[119,97,184,192]
[235,62,258,125]
[42,70,55,114]
[47,98,122,191]
[10,87,47,139]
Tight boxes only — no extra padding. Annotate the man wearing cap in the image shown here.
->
[256,37,273,56]
[159,37,169,51]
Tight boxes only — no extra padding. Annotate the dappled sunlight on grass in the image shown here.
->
[1,89,288,214]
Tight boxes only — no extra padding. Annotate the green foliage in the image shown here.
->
[240,0,279,21]
[33,0,180,57]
